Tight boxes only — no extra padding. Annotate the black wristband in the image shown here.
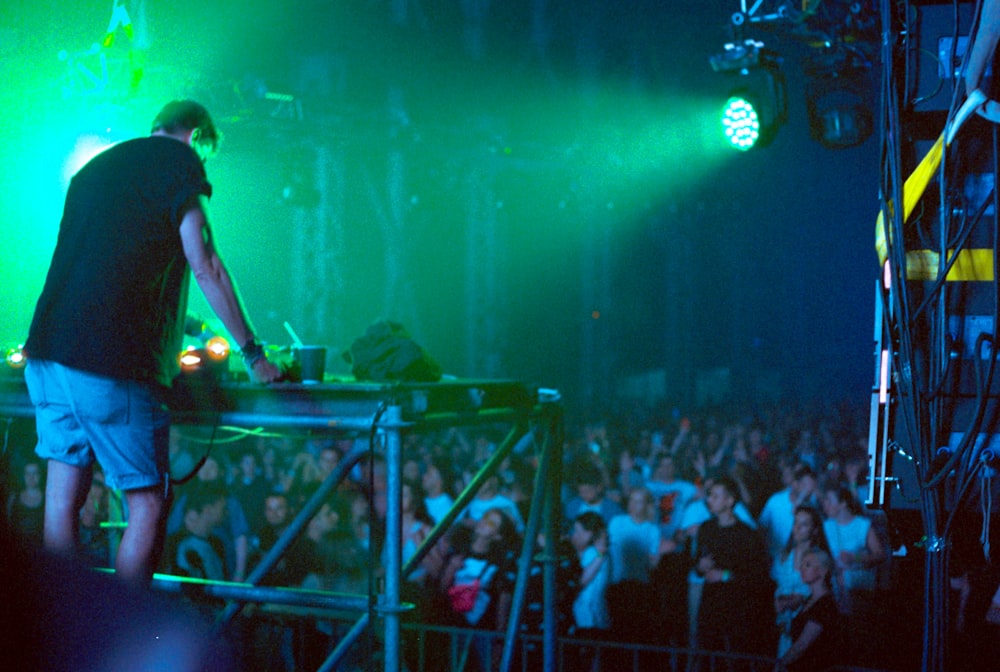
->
[240,338,266,367]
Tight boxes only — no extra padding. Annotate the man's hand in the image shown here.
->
[595,531,608,555]
[697,553,716,575]
[249,357,282,383]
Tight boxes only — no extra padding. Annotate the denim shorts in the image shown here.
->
[25,359,170,492]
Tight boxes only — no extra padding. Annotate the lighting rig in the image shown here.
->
[709,0,878,150]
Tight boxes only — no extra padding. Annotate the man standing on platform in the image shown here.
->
[24,99,281,586]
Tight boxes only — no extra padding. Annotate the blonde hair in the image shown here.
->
[628,486,656,521]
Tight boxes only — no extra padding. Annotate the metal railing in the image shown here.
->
[239,611,784,672]
[397,623,776,672]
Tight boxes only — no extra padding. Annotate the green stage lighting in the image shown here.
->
[721,95,761,151]
[712,42,787,152]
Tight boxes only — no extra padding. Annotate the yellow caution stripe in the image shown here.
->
[905,249,995,281]
[876,134,945,265]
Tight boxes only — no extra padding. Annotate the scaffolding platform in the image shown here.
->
[0,373,565,672]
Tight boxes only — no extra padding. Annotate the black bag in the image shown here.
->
[343,320,442,382]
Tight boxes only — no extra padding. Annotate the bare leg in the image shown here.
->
[43,460,92,555]
[116,485,168,587]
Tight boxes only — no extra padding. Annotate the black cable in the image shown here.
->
[881,0,926,489]
[924,339,958,401]
[911,186,996,322]
[955,125,1000,533]
[944,455,991,541]
[170,422,219,486]
[923,0,985,367]
[912,47,946,105]
[924,332,997,489]
[925,121,1000,491]
[883,3,992,670]
[942,113,1000,553]
[929,0,965,471]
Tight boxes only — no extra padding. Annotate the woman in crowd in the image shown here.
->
[607,486,663,584]
[842,455,870,509]
[341,487,372,553]
[444,507,519,629]
[821,483,885,665]
[821,484,885,611]
[775,548,842,671]
[569,511,610,633]
[615,448,646,504]
[772,506,830,657]
[421,458,455,526]
[440,508,520,671]
[397,478,435,581]
[6,457,45,546]
[605,486,664,644]
[255,438,283,488]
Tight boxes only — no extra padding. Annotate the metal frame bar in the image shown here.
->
[318,408,566,672]
[215,433,376,627]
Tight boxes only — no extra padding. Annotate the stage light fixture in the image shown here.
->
[806,72,873,149]
[710,39,767,74]
[718,65,787,151]
[711,40,786,151]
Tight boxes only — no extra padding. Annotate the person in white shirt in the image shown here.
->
[460,473,525,534]
[645,453,698,546]
[608,487,664,584]
[821,484,884,606]
[605,486,665,643]
[421,459,455,526]
[569,511,610,632]
[821,483,885,666]
[644,452,699,646]
[758,463,818,559]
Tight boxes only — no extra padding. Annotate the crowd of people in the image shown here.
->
[4,398,922,670]
[0,390,962,672]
